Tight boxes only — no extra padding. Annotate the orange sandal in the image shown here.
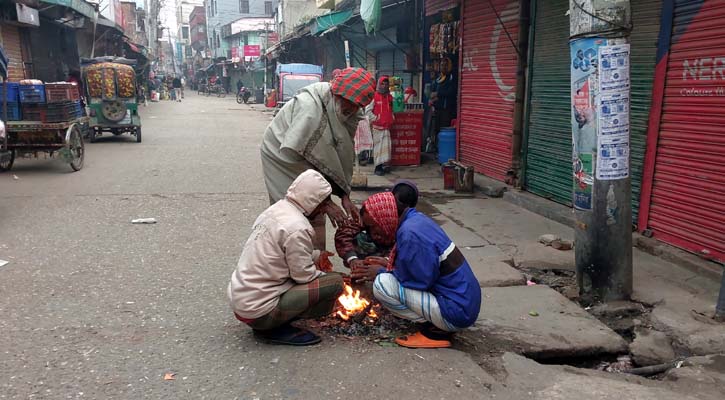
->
[395,331,452,348]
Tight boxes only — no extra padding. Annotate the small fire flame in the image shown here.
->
[336,284,377,320]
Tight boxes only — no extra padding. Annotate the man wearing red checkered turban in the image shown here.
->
[261,67,376,248]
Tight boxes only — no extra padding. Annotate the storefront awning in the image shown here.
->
[312,10,353,36]
[40,0,96,21]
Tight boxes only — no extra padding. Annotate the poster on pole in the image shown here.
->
[570,38,604,210]
[598,91,629,137]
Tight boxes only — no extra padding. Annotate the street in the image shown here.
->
[0,95,491,399]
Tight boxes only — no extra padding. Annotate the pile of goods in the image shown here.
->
[5,79,83,123]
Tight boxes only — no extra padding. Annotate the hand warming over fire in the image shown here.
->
[350,264,380,282]
[315,251,335,272]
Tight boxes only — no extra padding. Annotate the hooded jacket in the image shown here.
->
[228,170,332,319]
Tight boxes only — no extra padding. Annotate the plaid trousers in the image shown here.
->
[238,273,344,331]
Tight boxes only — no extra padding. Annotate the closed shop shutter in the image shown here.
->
[524,0,661,214]
[640,0,725,262]
[1,23,25,82]
[458,0,520,181]
[629,0,662,222]
[377,50,395,76]
[524,0,572,205]
[376,49,411,84]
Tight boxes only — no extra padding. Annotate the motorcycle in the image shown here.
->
[236,86,251,104]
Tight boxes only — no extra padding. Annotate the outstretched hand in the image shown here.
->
[324,201,347,229]
[341,195,360,224]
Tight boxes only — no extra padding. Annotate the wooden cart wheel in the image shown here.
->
[66,124,84,171]
[0,149,15,172]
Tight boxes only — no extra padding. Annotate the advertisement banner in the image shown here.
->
[570,37,605,210]
[244,45,261,57]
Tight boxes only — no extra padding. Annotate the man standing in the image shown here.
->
[172,76,182,102]
[260,67,377,246]
[228,170,344,345]
[369,76,394,176]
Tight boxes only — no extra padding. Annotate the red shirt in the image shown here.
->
[372,92,394,130]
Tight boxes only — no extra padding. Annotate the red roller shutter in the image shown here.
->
[1,23,25,82]
[426,0,460,16]
[639,0,725,262]
[458,0,520,181]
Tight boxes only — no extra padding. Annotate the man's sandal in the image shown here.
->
[395,331,452,348]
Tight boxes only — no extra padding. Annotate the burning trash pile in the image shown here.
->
[301,283,414,339]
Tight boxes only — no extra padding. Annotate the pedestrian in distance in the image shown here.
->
[368,76,394,176]
[350,191,481,349]
[228,170,345,346]
[260,67,377,249]
[172,76,182,102]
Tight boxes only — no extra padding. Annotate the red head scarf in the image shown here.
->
[362,192,398,247]
[330,67,376,107]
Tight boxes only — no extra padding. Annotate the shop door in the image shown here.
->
[639,0,725,262]
[1,24,25,81]
[458,0,520,181]
[524,0,661,213]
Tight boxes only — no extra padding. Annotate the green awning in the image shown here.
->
[41,0,97,20]
[311,10,353,36]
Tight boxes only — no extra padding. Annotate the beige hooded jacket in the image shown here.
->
[228,170,333,319]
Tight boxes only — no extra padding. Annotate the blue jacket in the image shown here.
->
[391,209,481,328]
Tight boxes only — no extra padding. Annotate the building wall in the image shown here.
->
[205,0,271,58]
[190,6,207,51]
[277,0,324,38]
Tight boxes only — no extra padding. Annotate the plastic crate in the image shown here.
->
[19,84,47,104]
[0,83,20,102]
[0,102,21,121]
[21,104,47,122]
[45,83,81,103]
[46,101,81,123]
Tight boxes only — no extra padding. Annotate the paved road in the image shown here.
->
[0,94,492,399]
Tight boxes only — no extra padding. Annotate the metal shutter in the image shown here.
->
[641,0,725,262]
[524,0,571,204]
[458,0,520,181]
[630,0,663,222]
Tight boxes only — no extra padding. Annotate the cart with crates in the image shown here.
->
[1,79,87,172]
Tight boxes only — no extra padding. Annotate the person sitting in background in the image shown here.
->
[228,170,344,346]
[350,191,481,349]
[334,180,419,270]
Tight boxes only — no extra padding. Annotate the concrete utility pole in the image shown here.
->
[569,0,632,301]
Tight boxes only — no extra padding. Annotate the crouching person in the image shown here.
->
[351,192,481,348]
[228,170,344,346]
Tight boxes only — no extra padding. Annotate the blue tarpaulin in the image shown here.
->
[275,63,324,76]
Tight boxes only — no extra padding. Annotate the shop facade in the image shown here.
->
[522,0,662,223]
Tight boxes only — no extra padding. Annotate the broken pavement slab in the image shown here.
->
[461,246,525,287]
[474,286,628,359]
[493,352,708,400]
[629,328,676,367]
[663,354,725,400]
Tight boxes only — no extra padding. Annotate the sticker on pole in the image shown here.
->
[599,44,630,92]
[597,136,629,180]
